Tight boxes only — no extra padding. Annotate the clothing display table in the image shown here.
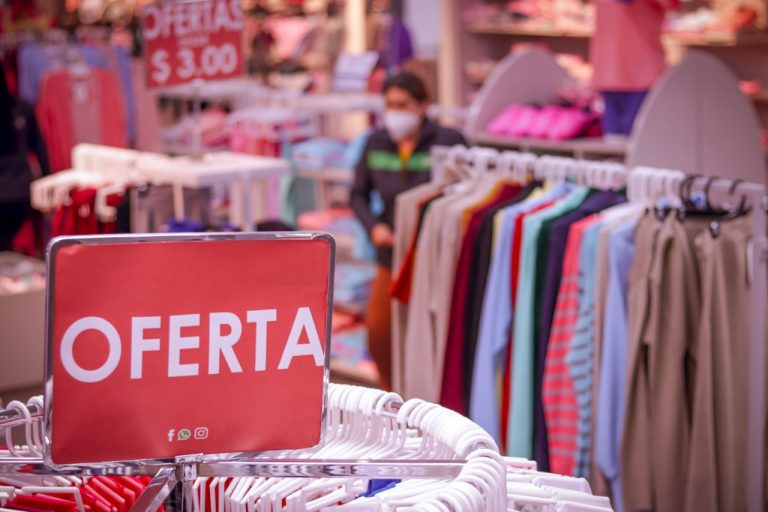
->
[138,152,291,230]
[296,166,354,210]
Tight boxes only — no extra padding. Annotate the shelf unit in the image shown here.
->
[466,21,768,47]
[439,0,768,116]
[473,133,627,160]
[467,22,592,39]
[463,47,766,179]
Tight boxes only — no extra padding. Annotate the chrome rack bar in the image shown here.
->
[130,467,177,512]
[0,458,465,479]
[0,403,43,426]
[199,459,464,479]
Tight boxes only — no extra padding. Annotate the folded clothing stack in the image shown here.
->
[292,138,348,170]
[334,261,378,306]
[486,103,602,141]
[291,130,372,171]
[161,108,230,151]
[298,208,377,262]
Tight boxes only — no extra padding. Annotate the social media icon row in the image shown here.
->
[167,427,209,442]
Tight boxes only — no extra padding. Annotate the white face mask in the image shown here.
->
[383,110,421,142]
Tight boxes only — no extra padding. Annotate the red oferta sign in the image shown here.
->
[142,0,244,89]
[44,234,333,466]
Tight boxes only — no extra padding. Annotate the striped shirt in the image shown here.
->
[542,215,599,475]
[542,217,586,475]
[569,218,603,477]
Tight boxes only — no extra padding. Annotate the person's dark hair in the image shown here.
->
[382,72,429,103]
[327,0,341,16]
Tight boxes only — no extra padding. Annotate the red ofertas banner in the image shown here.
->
[46,235,332,465]
[142,0,244,89]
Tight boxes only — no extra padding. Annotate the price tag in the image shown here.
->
[142,0,244,89]
[44,233,334,467]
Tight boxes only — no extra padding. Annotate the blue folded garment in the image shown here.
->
[292,138,347,170]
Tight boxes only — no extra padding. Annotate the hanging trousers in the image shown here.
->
[621,212,709,512]
[685,216,752,512]
[368,265,393,390]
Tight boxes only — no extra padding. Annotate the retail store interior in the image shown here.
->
[0,0,767,510]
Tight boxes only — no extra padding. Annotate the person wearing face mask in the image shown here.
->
[351,71,466,391]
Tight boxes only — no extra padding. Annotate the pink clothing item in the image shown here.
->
[37,69,127,172]
[591,0,676,91]
[131,58,163,152]
[264,17,313,60]
[297,208,354,230]
[547,108,594,141]
[529,105,563,139]
[507,106,540,138]
[487,104,524,136]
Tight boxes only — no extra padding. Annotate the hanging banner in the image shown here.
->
[44,233,334,467]
[142,0,244,89]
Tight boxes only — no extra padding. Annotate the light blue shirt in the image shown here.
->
[507,186,590,458]
[595,219,637,512]
[469,183,570,442]
[568,219,603,477]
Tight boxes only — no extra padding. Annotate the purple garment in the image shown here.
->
[601,91,648,136]
[18,42,109,103]
[384,20,413,70]
[112,46,137,145]
[533,190,626,469]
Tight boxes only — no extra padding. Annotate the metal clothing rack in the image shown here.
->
[431,144,768,512]
[0,392,507,512]
[0,457,470,512]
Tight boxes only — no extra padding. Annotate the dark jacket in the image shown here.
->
[350,119,466,268]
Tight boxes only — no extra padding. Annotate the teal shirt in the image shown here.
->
[507,186,590,458]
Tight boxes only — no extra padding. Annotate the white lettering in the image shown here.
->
[278,308,324,370]
[246,309,277,371]
[161,5,174,39]
[168,314,200,377]
[212,0,233,31]
[173,5,189,37]
[61,317,121,383]
[59,308,325,381]
[143,5,161,40]
[144,0,242,41]
[150,49,171,85]
[229,0,244,30]
[208,312,243,374]
[130,316,161,379]
[187,3,204,33]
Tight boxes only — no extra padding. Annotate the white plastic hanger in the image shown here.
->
[498,151,521,181]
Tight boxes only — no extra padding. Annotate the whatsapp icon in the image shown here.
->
[178,429,192,441]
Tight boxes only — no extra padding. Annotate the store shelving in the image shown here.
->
[466,21,767,48]
[441,1,768,114]
[473,132,627,159]
[467,22,592,39]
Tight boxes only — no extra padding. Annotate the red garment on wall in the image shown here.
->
[440,184,523,415]
[36,68,127,172]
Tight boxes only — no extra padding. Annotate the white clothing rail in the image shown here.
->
[31,145,292,231]
[0,385,513,512]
